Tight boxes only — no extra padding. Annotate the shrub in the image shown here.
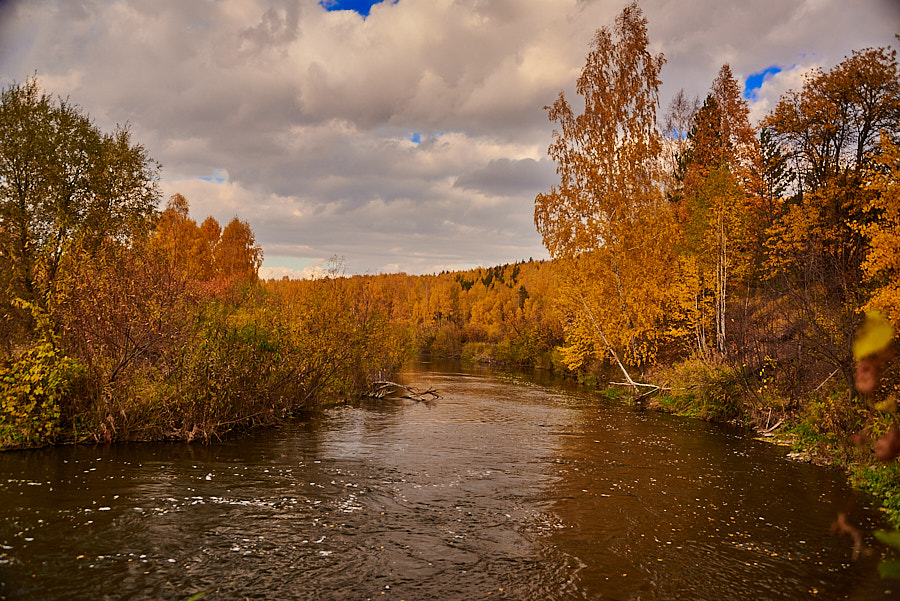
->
[852,461,900,528]
[0,341,84,448]
[652,358,744,421]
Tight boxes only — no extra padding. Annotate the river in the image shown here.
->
[0,361,894,600]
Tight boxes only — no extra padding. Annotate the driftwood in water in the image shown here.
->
[609,381,663,402]
[366,381,440,401]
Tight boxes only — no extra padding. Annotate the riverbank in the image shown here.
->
[427,348,900,533]
[451,350,900,533]
[0,276,411,450]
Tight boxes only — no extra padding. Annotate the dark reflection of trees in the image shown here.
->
[542,404,889,600]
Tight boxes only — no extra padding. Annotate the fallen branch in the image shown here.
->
[609,381,662,389]
[814,368,840,392]
[759,418,784,435]
[610,381,665,403]
[365,381,440,402]
[577,292,661,401]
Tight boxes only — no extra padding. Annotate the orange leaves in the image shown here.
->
[151,195,263,287]
[535,1,664,260]
[764,46,898,190]
[862,138,900,327]
[759,51,898,394]
[216,218,263,282]
[769,52,895,266]
[535,3,677,368]
[154,195,217,281]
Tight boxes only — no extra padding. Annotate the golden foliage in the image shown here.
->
[534,2,676,367]
[863,138,900,326]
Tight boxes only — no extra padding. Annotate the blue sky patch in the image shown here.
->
[198,168,228,184]
[410,132,421,144]
[319,0,398,18]
[744,65,782,99]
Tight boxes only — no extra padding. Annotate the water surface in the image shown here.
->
[0,362,894,599]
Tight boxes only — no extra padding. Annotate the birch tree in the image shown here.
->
[534,2,677,372]
[679,65,758,356]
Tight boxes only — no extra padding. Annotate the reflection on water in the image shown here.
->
[0,361,894,600]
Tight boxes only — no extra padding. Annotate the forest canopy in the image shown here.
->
[536,2,899,397]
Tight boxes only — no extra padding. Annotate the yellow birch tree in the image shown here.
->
[534,2,678,376]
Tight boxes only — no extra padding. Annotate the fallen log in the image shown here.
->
[609,381,668,403]
[365,381,440,401]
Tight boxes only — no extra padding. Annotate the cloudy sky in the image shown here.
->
[1,0,898,277]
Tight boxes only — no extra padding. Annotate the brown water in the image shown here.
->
[0,362,894,600]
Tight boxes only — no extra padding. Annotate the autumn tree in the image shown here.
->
[535,2,676,377]
[677,65,760,356]
[152,194,216,281]
[215,217,263,282]
[764,46,900,392]
[862,137,900,327]
[767,47,899,193]
[199,216,222,255]
[0,78,159,325]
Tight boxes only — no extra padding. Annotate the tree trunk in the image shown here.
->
[716,214,727,355]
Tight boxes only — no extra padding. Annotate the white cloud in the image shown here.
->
[747,62,821,126]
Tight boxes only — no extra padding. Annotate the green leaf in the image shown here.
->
[878,559,900,579]
[875,530,900,549]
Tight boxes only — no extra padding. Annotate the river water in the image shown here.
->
[0,361,895,600]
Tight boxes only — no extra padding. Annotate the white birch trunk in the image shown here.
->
[716,214,727,355]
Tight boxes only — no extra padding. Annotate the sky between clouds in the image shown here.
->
[1,0,898,278]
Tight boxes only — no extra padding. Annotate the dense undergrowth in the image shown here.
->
[0,274,409,448]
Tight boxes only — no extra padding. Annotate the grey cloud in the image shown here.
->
[239,0,301,53]
[648,0,899,110]
[250,187,545,274]
[454,158,557,197]
[1,0,897,275]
